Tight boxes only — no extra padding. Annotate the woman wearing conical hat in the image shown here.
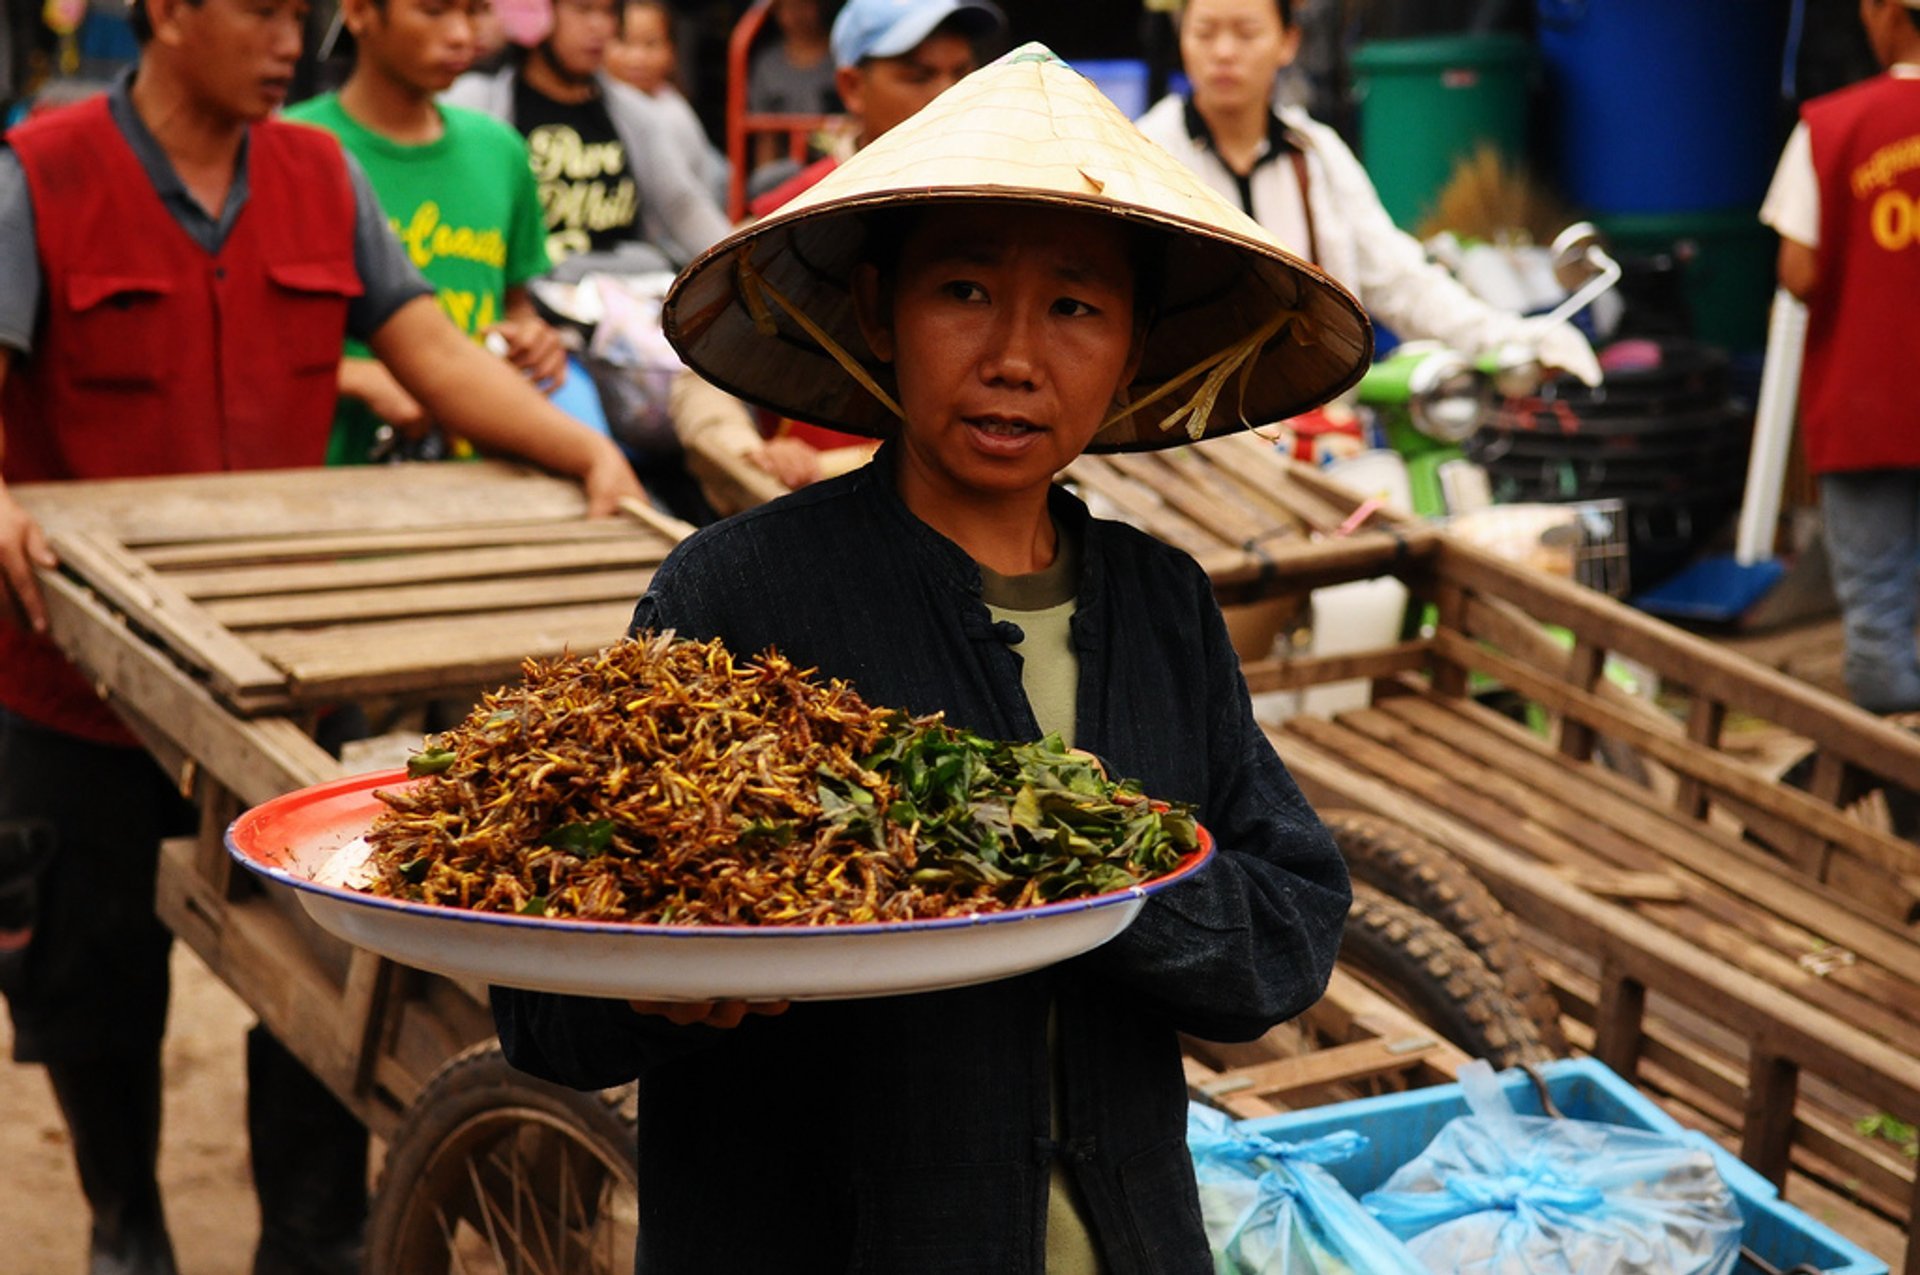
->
[492,45,1369,1273]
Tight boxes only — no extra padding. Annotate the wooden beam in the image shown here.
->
[1438,540,1920,792]
[1556,638,1605,763]
[1241,641,1430,693]
[1592,960,1646,1078]
[1742,1050,1801,1188]
[1430,628,1920,882]
[1276,727,1920,1118]
[1674,697,1727,820]
[39,571,340,805]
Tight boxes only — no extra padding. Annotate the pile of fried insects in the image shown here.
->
[361,631,1199,924]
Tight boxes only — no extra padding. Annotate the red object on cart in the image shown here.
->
[725,0,845,221]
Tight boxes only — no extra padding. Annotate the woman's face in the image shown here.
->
[856,205,1143,507]
[1180,0,1299,118]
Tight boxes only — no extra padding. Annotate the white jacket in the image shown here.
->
[1136,93,1594,380]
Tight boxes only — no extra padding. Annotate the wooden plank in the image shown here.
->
[155,840,401,1140]
[617,495,698,544]
[1240,641,1429,693]
[1110,452,1278,551]
[1274,726,1920,1119]
[1743,1050,1801,1188]
[1190,1036,1450,1106]
[39,571,340,805]
[1439,539,1920,792]
[1430,627,1920,882]
[15,461,590,545]
[246,601,637,700]
[138,518,646,569]
[1592,959,1646,1076]
[165,538,669,600]
[1064,457,1239,567]
[1674,697,1727,820]
[51,528,290,701]
[1556,638,1606,762]
[1378,694,1920,976]
[201,568,653,629]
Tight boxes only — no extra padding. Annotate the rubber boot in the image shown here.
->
[247,1026,368,1275]
[44,1049,179,1275]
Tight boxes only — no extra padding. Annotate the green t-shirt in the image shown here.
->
[283,94,552,464]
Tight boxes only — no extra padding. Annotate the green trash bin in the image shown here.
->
[1349,34,1531,231]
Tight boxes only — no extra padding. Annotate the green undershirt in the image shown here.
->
[979,531,1103,1275]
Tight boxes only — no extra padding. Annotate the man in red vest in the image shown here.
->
[1763,0,1920,716]
[0,1,642,1270]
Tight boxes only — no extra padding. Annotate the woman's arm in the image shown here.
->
[1081,569,1350,1041]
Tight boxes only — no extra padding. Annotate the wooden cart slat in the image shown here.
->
[246,601,641,697]
[137,517,645,569]
[51,528,291,702]
[163,537,673,601]
[203,568,654,629]
[15,462,592,544]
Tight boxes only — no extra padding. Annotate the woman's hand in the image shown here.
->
[0,486,56,634]
[339,357,430,436]
[628,999,791,1029]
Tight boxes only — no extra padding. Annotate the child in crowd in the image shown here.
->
[607,0,727,204]
[746,0,836,172]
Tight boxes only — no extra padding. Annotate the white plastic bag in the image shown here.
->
[1362,1062,1743,1275]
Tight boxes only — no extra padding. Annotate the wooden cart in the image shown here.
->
[20,463,690,1266]
[1234,507,1920,1270]
[21,459,1470,1270]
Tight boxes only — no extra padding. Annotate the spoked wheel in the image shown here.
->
[1339,882,1553,1070]
[365,1042,639,1275]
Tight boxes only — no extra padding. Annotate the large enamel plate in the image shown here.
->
[227,769,1215,1002]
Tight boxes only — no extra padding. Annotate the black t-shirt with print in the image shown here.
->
[512,77,640,261]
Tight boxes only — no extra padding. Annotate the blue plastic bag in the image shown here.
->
[1361,1061,1743,1275]
[1188,1104,1428,1275]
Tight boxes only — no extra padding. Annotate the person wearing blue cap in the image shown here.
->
[748,0,1004,217]
[677,0,1006,505]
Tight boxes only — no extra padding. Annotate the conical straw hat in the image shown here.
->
[664,44,1372,452]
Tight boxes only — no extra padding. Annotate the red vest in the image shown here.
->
[1800,73,1920,474]
[1,95,362,743]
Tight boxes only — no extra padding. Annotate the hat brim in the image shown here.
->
[666,188,1371,453]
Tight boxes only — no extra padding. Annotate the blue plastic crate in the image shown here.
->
[1239,1058,1887,1275]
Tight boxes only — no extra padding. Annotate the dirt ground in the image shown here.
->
[1,945,260,1275]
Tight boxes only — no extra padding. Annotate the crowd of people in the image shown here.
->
[0,0,1750,1271]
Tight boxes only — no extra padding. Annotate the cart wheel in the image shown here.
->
[1324,809,1567,1054]
[1340,882,1553,1070]
[364,1041,639,1275]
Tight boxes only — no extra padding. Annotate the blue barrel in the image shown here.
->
[1536,0,1790,214]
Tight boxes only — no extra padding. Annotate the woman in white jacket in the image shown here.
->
[1136,0,1598,383]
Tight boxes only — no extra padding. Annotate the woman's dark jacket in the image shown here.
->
[491,446,1350,1274]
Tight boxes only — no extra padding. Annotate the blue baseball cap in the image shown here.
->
[830,0,1006,70]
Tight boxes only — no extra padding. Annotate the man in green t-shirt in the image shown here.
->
[287,0,566,463]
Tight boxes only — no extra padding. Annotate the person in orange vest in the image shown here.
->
[1762,0,1920,714]
[0,1,641,1270]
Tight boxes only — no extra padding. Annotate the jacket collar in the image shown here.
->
[852,443,1106,639]
[1181,94,1298,172]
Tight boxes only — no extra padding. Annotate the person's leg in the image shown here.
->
[246,1027,369,1275]
[1820,469,1920,713]
[0,710,190,1275]
[248,705,370,1275]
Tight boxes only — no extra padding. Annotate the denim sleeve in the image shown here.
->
[1082,564,1350,1042]
[0,149,39,355]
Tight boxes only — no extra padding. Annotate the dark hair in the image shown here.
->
[129,0,203,44]
[621,0,674,41]
[1909,6,1920,36]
